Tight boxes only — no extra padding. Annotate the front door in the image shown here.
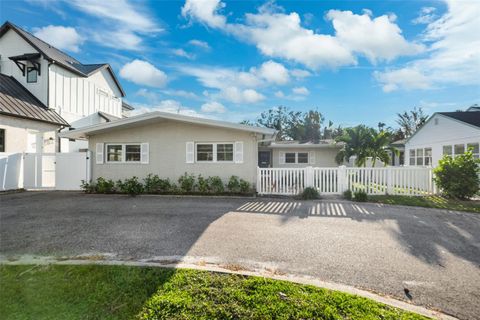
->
[258,151,271,167]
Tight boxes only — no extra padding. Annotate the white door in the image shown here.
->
[55,152,90,190]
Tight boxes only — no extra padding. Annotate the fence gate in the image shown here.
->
[23,152,90,190]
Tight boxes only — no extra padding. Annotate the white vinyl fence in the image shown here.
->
[257,166,435,196]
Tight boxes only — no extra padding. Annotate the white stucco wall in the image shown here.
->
[0,114,59,153]
[0,29,49,105]
[88,120,259,185]
[405,114,480,167]
[271,147,340,168]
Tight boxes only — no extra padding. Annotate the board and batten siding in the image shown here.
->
[271,147,340,168]
[48,64,122,124]
[405,114,480,167]
[88,120,259,185]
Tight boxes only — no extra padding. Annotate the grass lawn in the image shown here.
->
[0,264,428,320]
[368,195,480,213]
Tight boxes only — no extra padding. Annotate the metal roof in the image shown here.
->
[0,73,69,126]
[59,111,277,140]
[0,21,126,97]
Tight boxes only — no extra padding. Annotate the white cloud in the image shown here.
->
[182,0,226,28]
[182,0,422,69]
[201,101,226,113]
[172,48,195,59]
[132,100,207,118]
[274,90,285,98]
[163,89,199,99]
[90,29,142,51]
[120,60,167,88]
[375,0,480,92]
[33,25,83,52]
[189,39,210,50]
[412,7,437,25]
[292,86,310,95]
[254,60,290,85]
[222,87,265,103]
[290,69,311,78]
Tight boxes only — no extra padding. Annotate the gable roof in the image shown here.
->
[437,111,480,128]
[59,111,277,140]
[0,21,125,97]
[0,73,69,126]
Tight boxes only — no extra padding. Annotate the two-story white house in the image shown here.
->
[0,21,131,153]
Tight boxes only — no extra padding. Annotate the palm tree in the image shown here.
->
[396,107,428,138]
[335,126,373,166]
[368,130,397,166]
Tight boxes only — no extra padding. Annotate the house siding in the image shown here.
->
[405,114,480,166]
[88,120,259,185]
[271,147,340,168]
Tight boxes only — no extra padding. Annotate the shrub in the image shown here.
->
[353,190,368,202]
[207,176,224,193]
[299,187,320,200]
[434,150,480,199]
[117,177,143,196]
[144,174,172,193]
[178,173,196,193]
[227,176,241,193]
[95,177,115,194]
[343,189,352,200]
[80,180,95,193]
[239,179,251,193]
[196,175,210,193]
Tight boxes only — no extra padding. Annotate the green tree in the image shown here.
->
[256,106,291,140]
[335,125,373,166]
[396,107,428,138]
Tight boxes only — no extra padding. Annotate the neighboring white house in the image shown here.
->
[0,21,130,152]
[405,108,480,167]
[60,111,277,185]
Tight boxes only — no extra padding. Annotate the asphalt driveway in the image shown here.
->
[1,192,479,319]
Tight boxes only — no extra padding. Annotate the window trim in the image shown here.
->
[195,142,234,163]
[26,67,38,83]
[105,143,142,164]
[284,152,310,164]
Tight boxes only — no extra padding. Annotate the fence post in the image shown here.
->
[386,167,393,195]
[305,166,314,188]
[256,166,261,194]
[338,165,346,193]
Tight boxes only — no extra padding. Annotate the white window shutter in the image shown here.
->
[309,151,316,165]
[141,143,149,164]
[186,142,194,163]
[234,141,244,163]
[279,151,285,165]
[96,143,104,164]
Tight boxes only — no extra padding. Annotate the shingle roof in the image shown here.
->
[438,111,480,128]
[0,21,125,97]
[0,73,69,126]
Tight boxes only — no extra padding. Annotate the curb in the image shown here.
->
[0,255,457,320]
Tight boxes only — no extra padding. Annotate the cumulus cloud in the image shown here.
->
[120,60,167,87]
[201,101,227,113]
[172,48,195,59]
[33,25,83,52]
[222,87,265,103]
[254,60,290,85]
[290,69,311,78]
[292,86,310,95]
[188,39,210,50]
[182,0,422,69]
[375,0,480,92]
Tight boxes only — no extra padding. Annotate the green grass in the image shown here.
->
[0,264,429,320]
[368,195,480,213]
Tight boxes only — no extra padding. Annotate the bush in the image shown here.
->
[434,150,480,199]
[144,174,172,193]
[227,176,241,193]
[95,177,115,194]
[178,173,196,193]
[299,187,320,200]
[80,180,95,193]
[207,176,224,193]
[196,175,210,193]
[239,179,251,193]
[343,189,352,200]
[117,177,143,196]
[353,190,368,202]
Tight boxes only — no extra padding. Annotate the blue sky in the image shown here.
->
[2,0,479,127]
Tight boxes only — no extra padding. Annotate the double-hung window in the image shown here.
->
[106,144,141,163]
[284,152,309,164]
[443,145,452,156]
[467,143,479,158]
[196,143,233,162]
[409,148,432,166]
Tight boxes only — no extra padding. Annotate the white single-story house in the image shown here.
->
[405,107,480,167]
[60,111,349,186]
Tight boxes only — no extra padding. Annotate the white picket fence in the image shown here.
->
[257,166,435,196]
